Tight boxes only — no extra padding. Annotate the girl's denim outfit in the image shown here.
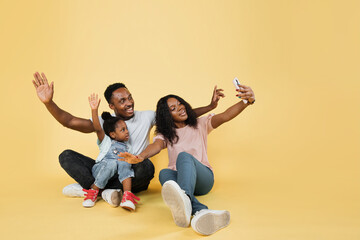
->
[92,137,134,189]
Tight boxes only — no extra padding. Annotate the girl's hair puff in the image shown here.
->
[101,112,124,139]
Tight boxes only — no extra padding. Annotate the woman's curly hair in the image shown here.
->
[155,94,197,146]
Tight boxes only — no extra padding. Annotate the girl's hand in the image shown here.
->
[88,93,101,110]
[236,85,255,103]
[118,152,144,164]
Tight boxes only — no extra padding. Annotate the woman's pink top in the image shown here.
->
[153,114,214,171]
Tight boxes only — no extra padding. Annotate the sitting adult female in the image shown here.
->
[120,84,255,235]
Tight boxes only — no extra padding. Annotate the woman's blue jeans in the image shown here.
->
[159,152,214,215]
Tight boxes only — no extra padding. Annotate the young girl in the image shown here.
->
[120,84,255,235]
[83,93,140,211]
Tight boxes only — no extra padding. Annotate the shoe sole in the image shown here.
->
[83,199,98,208]
[83,204,95,208]
[101,190,122,207]
[120,201,135,211]
[161,181,190,228]
[121,206,135,211]
[110,190,122,207]
[192,211,230,235]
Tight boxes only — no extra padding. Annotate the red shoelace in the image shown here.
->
[83,189,99,201]
[121,191,140,204]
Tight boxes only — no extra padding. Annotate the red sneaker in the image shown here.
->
[120,191,140,211]
[82,189,99,208]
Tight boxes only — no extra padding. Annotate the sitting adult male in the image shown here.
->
[32,72,224,206]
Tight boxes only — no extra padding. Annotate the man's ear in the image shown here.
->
[109,103,115,110]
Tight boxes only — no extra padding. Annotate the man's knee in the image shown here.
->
[133,159,155,180]
[131,159,155,193]
[59,149,75,169]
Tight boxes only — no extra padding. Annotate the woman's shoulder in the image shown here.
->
[196,113,215,132]
[197,113,215,124]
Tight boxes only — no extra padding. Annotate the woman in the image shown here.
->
[120,83,255,235]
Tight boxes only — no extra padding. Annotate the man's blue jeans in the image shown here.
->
[159,152,214,215]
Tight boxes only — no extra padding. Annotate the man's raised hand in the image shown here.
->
[32,72,54,104]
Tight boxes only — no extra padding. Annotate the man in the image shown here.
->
[32,72,224,206]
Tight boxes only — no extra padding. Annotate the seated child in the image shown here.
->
[82,93,140,211]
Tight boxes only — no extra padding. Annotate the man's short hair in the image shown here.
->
[104,83,127,104]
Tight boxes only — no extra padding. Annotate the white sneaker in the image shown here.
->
[161,180,192,228]
[62,183,85,197]
[101,189,122,207]
[191,209,230,235]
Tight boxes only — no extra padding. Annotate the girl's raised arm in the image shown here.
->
[88,93,105,142]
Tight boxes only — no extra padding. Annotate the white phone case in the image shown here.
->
[233,77,248,104]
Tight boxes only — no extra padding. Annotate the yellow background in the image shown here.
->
[0,0,359,239]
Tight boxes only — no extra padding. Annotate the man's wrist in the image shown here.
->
[44,99,54,106]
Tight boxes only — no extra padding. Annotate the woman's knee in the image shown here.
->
[176,152,195,168]
[159,169,176,185]
[177,151,192,160]
[159,169,168,185]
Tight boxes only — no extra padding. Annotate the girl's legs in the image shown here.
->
[82,160,118,208]
[116,160,135,186]
[92,160,118,189]
[60,150,155,194]
[122,178,132,192]
[117,161,139,211]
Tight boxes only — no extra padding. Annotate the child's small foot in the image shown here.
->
[82,189,99,208]
[120,191,140,211]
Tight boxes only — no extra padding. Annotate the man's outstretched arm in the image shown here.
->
[193,85,225,117]
[32,72,95,133]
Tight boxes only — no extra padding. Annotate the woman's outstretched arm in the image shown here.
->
[119,139,165,164]
[211,84,255,129]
